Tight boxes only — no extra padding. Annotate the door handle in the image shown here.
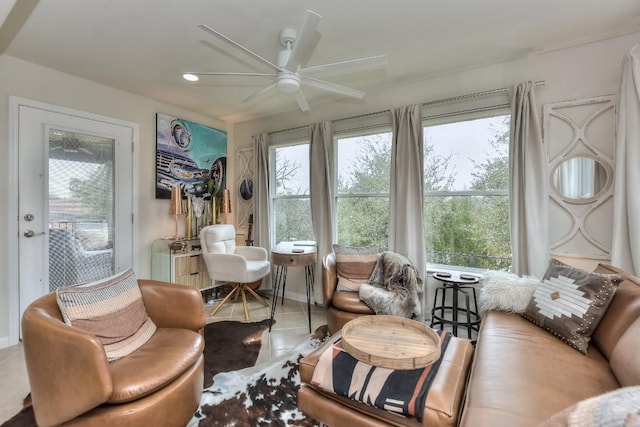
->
[24,230,46,238]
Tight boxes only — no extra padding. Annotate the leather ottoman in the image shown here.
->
[298,330,474,427]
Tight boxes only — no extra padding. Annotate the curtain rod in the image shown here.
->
[268,80,546,136]
[422,80,546,107]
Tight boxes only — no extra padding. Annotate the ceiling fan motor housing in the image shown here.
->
[277,28,296,69]
[277,48,291,68]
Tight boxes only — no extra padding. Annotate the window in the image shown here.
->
[267,109,511,271]
[335,131,392,250]
[423,114,511,270]
[270,143,314,243]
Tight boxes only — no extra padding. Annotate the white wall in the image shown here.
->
[231,32,640,301]
[0,55,227,343]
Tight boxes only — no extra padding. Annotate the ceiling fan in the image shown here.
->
[183,10,387,112]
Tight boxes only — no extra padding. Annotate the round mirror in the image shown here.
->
[551,155,611,203]
[239,178,253,201]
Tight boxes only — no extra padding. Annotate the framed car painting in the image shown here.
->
[155,113,227,200]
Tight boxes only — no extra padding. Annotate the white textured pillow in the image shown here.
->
[540,386,640,427]
[478,271,539,316]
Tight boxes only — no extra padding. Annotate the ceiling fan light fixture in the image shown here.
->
[183,73,199,82]
[276,72,300,92]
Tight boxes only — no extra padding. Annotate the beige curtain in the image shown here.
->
[309,122,335,303]
[509,82,548,278]
[253,133,272,289]
[612,45,640,275]
[389,104,426,318]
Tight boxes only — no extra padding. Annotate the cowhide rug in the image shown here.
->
[190,325,329,427]
[1,319,274,427]
[202,318,273,388]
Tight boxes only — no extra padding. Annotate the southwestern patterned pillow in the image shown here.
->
[56,269,157,361]
[333,244,378,292]
[521,259,622,354]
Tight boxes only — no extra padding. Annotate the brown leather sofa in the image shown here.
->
[301,262,640,426]
[323,252,374,334]
[460,263,640,426]
[22,279,206,427]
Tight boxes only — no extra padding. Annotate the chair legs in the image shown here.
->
[244,285,268,307]
[209,285,240,317]
[210,283,269,321]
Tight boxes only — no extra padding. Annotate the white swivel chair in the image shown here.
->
[199,224,270,321]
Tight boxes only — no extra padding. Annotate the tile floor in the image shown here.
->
[0,291,327,424]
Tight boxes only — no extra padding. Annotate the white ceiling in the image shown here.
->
[3,0,640,123]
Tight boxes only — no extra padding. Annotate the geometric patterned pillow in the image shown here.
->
[521,259,622,354]
[333,244,378,292]
[56,269,157,361]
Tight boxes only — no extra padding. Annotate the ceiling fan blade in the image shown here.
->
[292,90,310,112]
[299,55,387,78]
[241,82,277,103]
[186,71,276,78]
[198,24,280,72]
[301,76,366,99]
[286,10,321,70]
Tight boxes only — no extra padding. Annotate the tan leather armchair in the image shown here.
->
[323,252,374,334]
[21,279,206,427]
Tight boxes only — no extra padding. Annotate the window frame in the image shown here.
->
[422,107,512,272]
[268,139,312,245]
[333,127,392,248]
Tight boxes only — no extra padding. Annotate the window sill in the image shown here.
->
[426,263,488,277]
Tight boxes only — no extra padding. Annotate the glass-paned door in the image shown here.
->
[48,130,115,291]
[16,102,134,339]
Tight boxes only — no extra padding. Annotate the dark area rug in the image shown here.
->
[1,319,274,427]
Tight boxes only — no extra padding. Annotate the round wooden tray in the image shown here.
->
[341,315,441,370]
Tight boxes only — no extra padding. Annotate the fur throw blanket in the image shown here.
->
[478,270,539,316]
[359,251,423,318]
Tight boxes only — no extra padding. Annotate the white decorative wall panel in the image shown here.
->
[236,148,254,229]
[543,96,616,259]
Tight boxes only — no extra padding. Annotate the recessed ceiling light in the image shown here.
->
[183,73,199,82]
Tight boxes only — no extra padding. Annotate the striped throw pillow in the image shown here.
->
[56,269,157,361]
[333,244,378,292]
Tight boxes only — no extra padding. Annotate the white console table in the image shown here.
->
[151,238,212,291]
